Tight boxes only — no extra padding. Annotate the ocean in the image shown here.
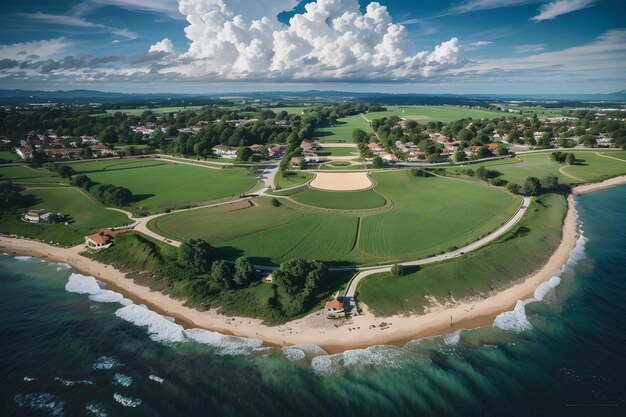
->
[1,186,625,417]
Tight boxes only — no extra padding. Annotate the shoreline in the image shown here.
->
[2,176,625,353]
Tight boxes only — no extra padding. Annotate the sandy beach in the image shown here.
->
[1,176,624,352]
[571,175,626,194]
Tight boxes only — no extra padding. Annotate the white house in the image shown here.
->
[85,231,114,250]
[23,209,51,223]
[212,145,239,158]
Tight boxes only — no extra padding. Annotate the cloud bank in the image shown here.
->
[532,0,597,21]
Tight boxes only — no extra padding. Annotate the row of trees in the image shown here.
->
[71,174,134,206]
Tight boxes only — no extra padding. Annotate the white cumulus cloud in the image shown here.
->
[149,38,175,53]
[173,0,463,81]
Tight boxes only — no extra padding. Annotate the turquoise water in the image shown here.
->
[1,186,625,416]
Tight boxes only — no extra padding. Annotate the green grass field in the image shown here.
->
[150,171,520,266]
[600,151,626,160]
[0,151,21,162]
[0,165,67,184]
[449,151,626,186]
[274,172,313,190]
[362,105,511,123]
[0,187,129,245]
[292,188,386,210]
[69,159,258,214]
[357,171,520,262]
[93,106,204,116]
[315,115,373,143]
[317,146,359,157]
[358,193,567,316]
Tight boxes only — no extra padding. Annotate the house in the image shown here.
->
[596,135,614,147]
[367,142,383,153]
[487,143,500,154]
[212,145,239,158]
[90,144,116,157]
[268,144,285,158]
[291,156,305,166]
[379,152,398,162]
[248,144,265,153]
[15,145,33,159]
[85,231,115,250]
[304,153,319,163]
[23,209,52,224]
[300,139,320,150]
[325,298,345,318]
[464,145,481,156]
[44,148,82,160]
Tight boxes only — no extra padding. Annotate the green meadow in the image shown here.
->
[0,187,128,245]
[274,172,313,190]
[0,165,67,184]
[292,188,386,210]
[358,193,567,316]
[362,105,511,123]
[70,159,258,214]
[317,146,359,157]
[149,171,520,266]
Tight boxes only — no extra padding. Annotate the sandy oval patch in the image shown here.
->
[309,172,373,191]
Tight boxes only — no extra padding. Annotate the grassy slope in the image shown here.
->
[599,151,626,160]
[0,165,67,184]
[292,188,386,210]
[274,172,313,189]
[0,187,128,245]
[0,151,21,162]
[315,115,372,143]
[358,171,520,262]
[358,193,567,316]
[363,105,510,123]
[562,152,626,182]
[70,159,257,213]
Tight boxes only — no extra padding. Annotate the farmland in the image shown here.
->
[149,171,521,265]
[95,106,204,116]
[69,158,258,214]
[0,165,67,184]
[358,193,567,316]
[292,188,386,210]
[0,187,129,245]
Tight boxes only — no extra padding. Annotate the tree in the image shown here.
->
[0,181,21,208]
[538,132,552,148]
[299,159,308,170]
[210,260,235,289]
[454,149,466,162]
[352,128,369,144]
[328,112,339,126]
[456,128,473,143]
[540,175,559,191]
[179,239,215,275]
[271,198,281,207]
[371,156,384,168]
[522,177,541,196]
[233,257,256,287]
[506,183,521,194]
[391,264,405,276]
[71,175,92,189]
[272,259,326,297]
[57,165,75,179]
[237,146,254,161]
[566,153,576,165]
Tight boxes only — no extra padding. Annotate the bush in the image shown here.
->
[391,264,405,276]
[271,198,281,207]
[507,183,522,194]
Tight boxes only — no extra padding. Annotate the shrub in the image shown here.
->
[391,264,405,276]
[271,198,281,207]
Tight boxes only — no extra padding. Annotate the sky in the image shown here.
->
[0,0,624,94]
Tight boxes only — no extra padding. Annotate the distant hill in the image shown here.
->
[0,88,624,106]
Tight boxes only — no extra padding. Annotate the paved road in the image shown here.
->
[342,196,532,303]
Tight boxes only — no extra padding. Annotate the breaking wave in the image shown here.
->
[54,377,95,386]
[92,356,123,370]
[113,393,141,408]
[113,373,133,387]
[86,403,108,417]
[65,273,132,306]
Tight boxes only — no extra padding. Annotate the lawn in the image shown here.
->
[274,171,313,190]
[315,115,373,143]
[562,152,626,182]
[94,106,204,116]
[0,165,68,184]
[0,151,21,162]
[150,170,521,266]
[358,193,567,316]
[292,188,386,210]
[363,105,512,123]
[0,187,129,245]
[357,171,521,262]
[599,151,626,160]
[317,146,359,157]
[268,106,317,115]
[69,159,258,214]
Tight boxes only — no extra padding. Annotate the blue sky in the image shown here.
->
[0,0,624,94]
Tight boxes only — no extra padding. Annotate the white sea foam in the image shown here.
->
[92,356,123,370]
[534,276,562,301]
[113,373,133,387]
[56,263,71,271]
[65,273,131,305]
[282,346,307,361]
[86,403,108,417]
[310,355,336,374]
[183,328,263,355]
[493,300,533,332]
[54,377,95,386]
[23,376,38,382]
[342,345,404,368]
[115,304,186,343]
[443,330,462,346]
[113,393,141,408]
[15,256,33,261]
[14,393,65,417]
[149,374,164,384]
